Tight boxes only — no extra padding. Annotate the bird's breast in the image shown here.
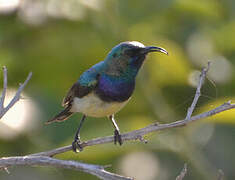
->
[95,74,135,102]
[71,92,130,117]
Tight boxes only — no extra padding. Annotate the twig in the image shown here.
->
[176,164,187,180]
[0,66,7,111]
[0,156,132,180]
[0,67,32,119]
[185,62,210,120]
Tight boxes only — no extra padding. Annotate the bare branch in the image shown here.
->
[0,66,7,111]
[185,62,210,120]
[176,164,187,180]
[0,156,132,180]
[31,101,235,157]
[0,69,32,119]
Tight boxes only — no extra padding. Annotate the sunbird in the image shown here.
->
[47,41,168,152]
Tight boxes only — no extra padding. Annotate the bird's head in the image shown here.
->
[104,41,168,76]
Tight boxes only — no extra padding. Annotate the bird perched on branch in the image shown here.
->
[46,41,168,152]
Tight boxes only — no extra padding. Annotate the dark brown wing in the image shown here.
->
[62,82,96,107]
[46,82,94,124]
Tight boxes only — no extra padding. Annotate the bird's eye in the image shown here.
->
[124,48,141,57]
[113,53,117,58]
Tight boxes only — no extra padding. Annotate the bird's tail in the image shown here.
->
[45,107,73,125]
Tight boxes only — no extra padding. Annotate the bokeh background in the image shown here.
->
[0,0,235,179]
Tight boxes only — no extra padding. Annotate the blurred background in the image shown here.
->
[0,0,235,179]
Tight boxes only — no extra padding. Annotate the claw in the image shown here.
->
[72,137,83,153]
[114,129,123,145]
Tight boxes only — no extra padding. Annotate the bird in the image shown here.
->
[46,41,168,152]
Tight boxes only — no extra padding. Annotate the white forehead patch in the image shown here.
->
[128,41,145,48]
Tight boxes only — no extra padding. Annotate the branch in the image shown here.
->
[32,101,235,157]
[0,66,7,111]
[0,67,32,119]
[0,156,132,180]
[176,164,187,180]
[185,62,210,120]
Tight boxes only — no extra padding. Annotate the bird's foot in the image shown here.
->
[114,129,123,145]
[72,137,83,153]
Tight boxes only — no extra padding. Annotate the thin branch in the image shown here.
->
[0,156,132,180]
[31,101,235,157]
[185,62,210,120]
[0,69,32,119]
[0,66,7,111]
[176,164,187,180]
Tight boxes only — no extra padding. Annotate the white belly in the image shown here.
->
[70,92,130,117]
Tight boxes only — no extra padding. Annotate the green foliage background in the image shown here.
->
[0,0,235,179]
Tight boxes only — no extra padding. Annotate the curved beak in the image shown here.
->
[142,46,168,55]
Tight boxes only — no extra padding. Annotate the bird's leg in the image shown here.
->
[72,115,86,152]
[109,115,123,145]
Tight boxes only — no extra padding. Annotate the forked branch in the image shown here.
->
[0,67,32,119]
